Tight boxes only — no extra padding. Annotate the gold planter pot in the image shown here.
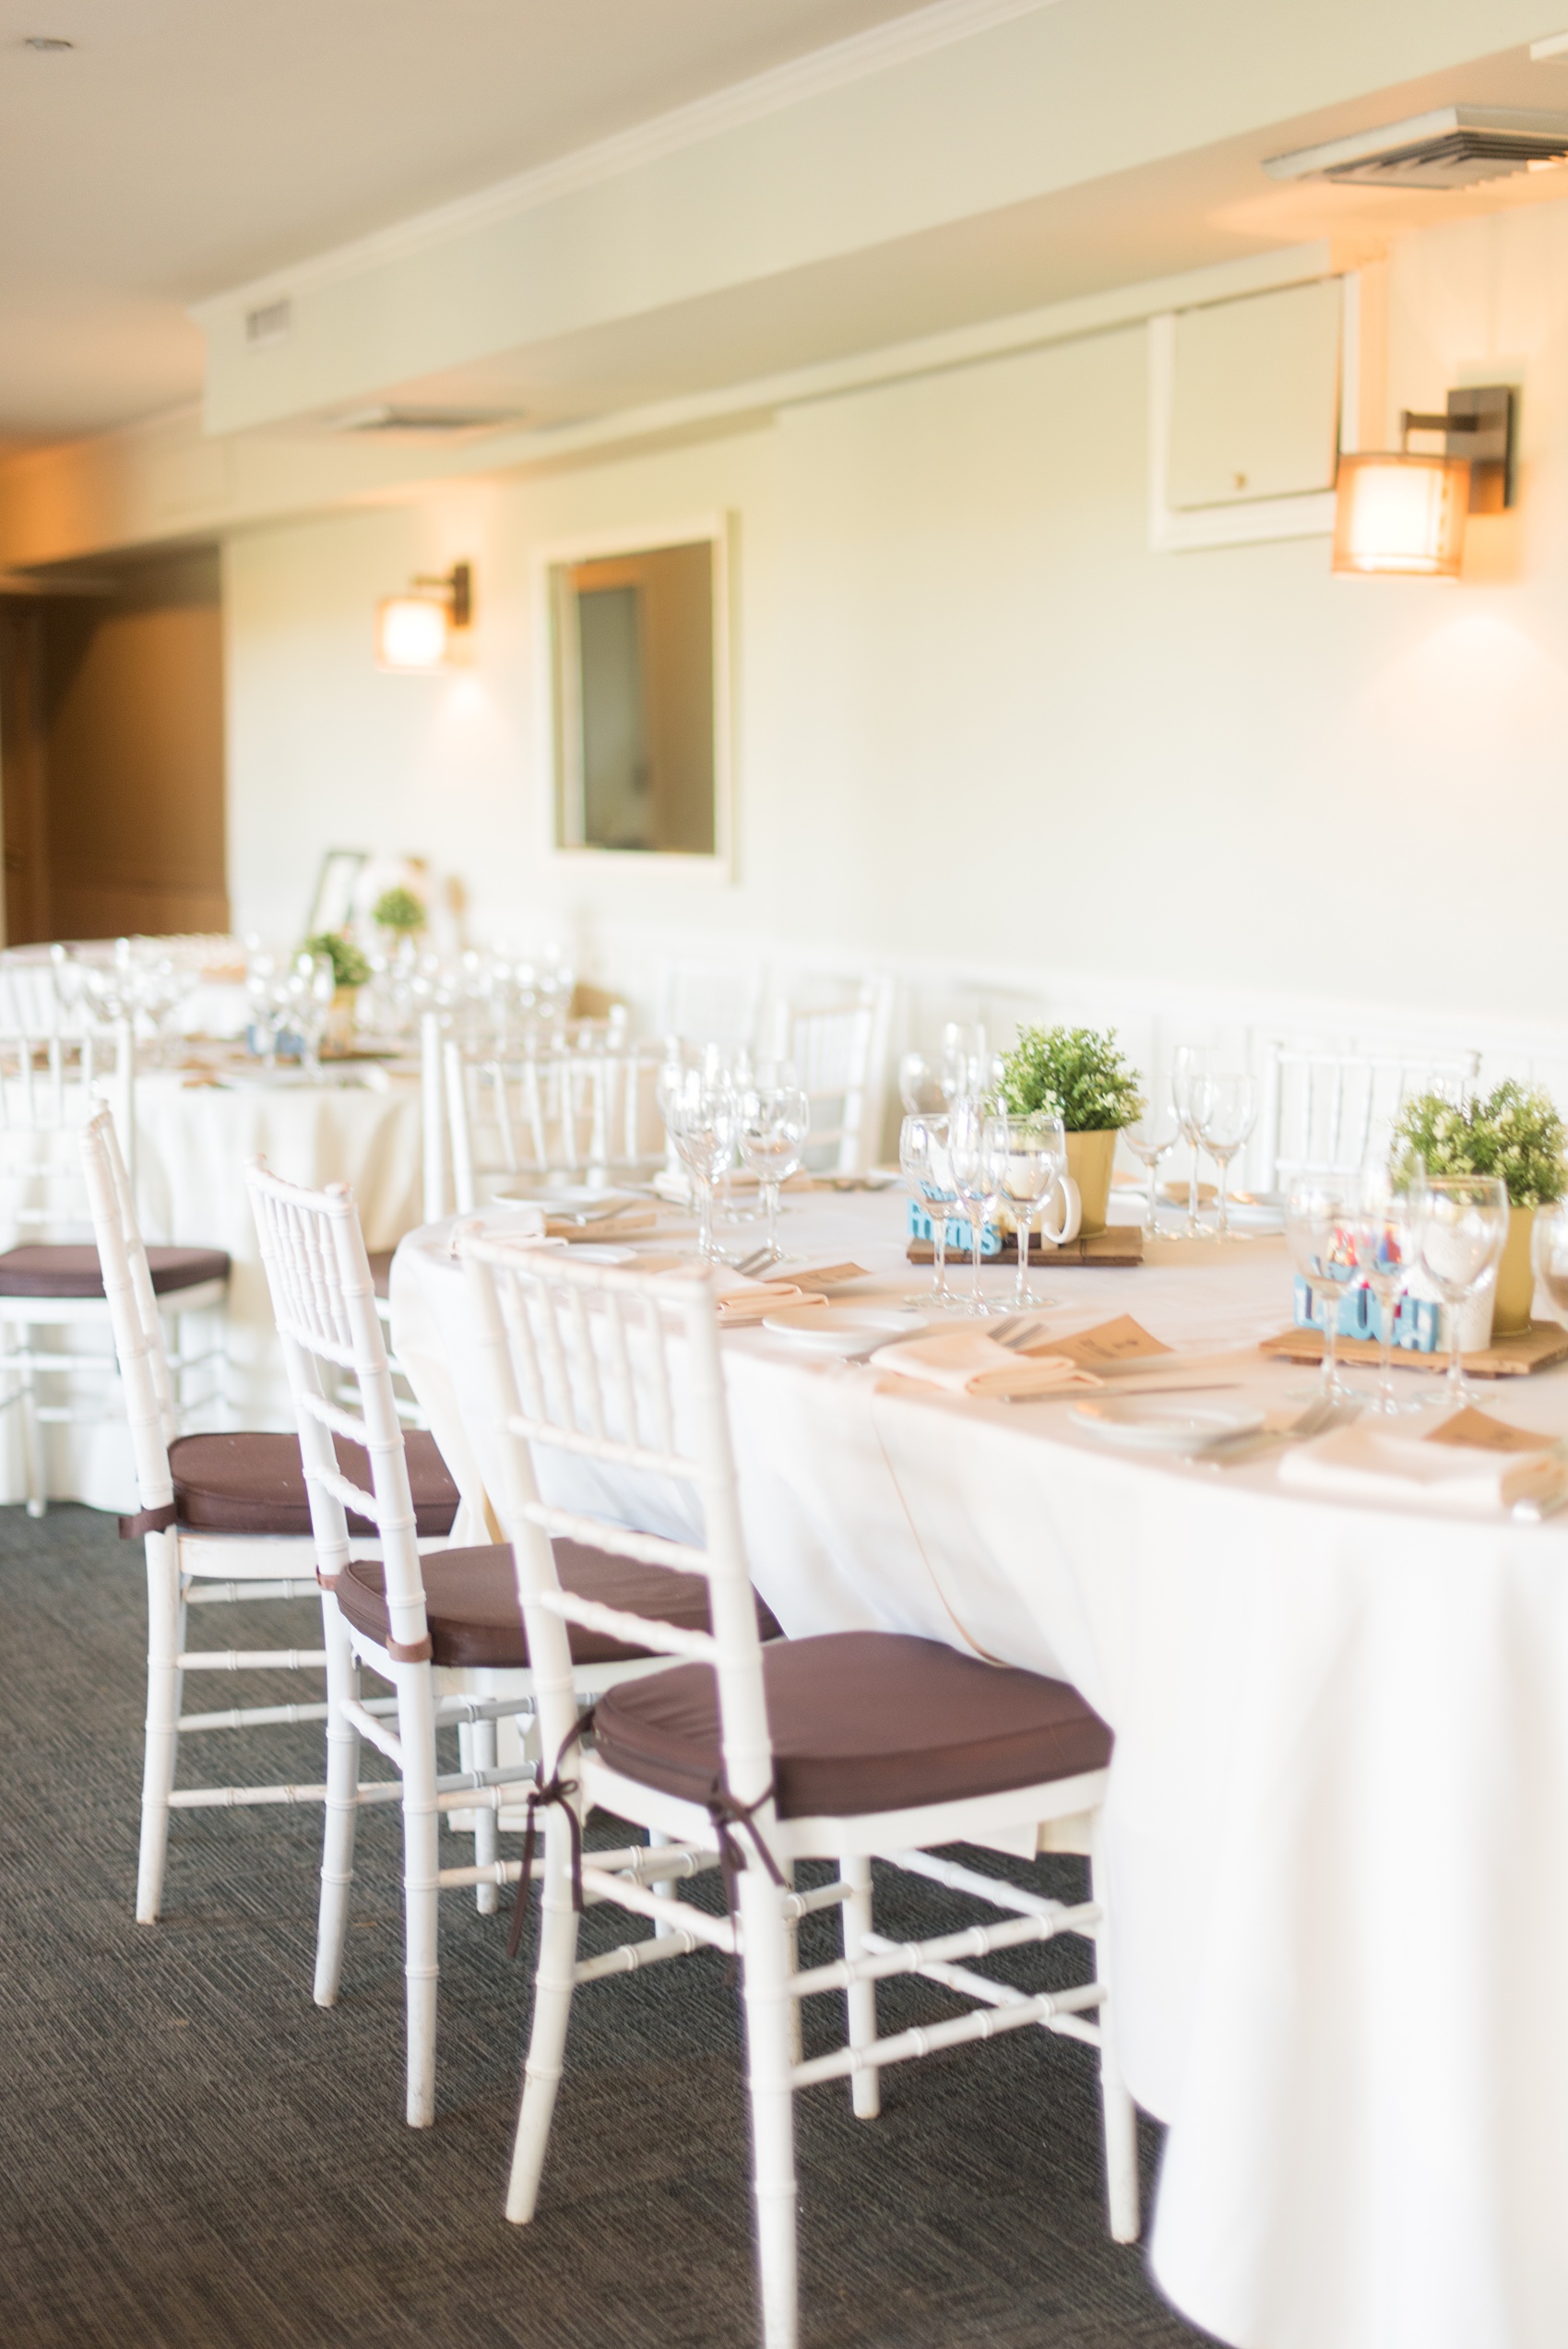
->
[1064,1130,1119,1238]
[1492,1204,1537,1335]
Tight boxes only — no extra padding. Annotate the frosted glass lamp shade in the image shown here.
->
[1332,452,1470,578]
[375,594,450,670]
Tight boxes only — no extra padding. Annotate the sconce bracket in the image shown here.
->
[1400,387,1516,512]
[410,561,474,627]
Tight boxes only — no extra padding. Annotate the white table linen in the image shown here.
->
[1,1065,422,1510]
[391,1195,1568,2349]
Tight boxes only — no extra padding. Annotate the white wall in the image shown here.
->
[224,196,1568,1084]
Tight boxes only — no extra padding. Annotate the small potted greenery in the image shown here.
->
[1392,1080,1568,1335]
[373,884,426,942]
[998,1025,1146,1236]
[303,929,372,1051]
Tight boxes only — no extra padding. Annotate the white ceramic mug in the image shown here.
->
[1038,1172,1083,1248]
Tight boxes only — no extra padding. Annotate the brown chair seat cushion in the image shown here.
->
[367,1250,394,1302]
[168,1430,459,1538]
[592,1631,1111,1819]
[335,1540,784,1670]
[0,1242,231,1299]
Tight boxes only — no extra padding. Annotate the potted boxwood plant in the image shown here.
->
[997,1025,1146,1236]
[1392,1080,1568,1335]
[303,929,372,1052]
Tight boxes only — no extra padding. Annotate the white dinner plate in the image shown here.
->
[761,1306,923,1358]
[1070,1394,1267,1453]
[492,1183,642,1216]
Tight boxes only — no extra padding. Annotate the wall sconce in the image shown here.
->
[374,561,473,670]
[1332,387,1516,578]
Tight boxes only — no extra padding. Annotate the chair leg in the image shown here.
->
[17,1331,45,1519]
[505,1806,583,2224]
[840,1855,880,2119]
[470,1714,499,1916]
[315,1596,362,2007]
[1089,1820,1140,2244]
[737,1863,801,2349]
[399,1667,441,2128]
[648,1826,676,1938]
[136,1531,184,1922]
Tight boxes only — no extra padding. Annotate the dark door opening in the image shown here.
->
[1,546,228,946]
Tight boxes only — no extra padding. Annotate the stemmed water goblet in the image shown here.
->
[1412,1173,1509,1406]
[1285,1180,1360,1406]
[285,951,337,1078]
[898,1053,944,1114]
[1194,1074,1258,1242]
[1123,1103,1180,1245]
[662,1069,739,1262]
[947,1097,1010,1315]
[736,1083,810,1265]
[900,1113,958,1310]
[1171,1045,1214,1239]
[995,1113,1066,1311]
[1340,1171,1421,1414]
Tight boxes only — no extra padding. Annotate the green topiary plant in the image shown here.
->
[303,931,371,991]
[372,885,426,936]
[1392,1081,1568,1208]
[998,1025,1146,1132]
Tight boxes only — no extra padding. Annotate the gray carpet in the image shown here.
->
[0,1505,1211,2349]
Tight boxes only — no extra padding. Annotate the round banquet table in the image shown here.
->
[391,1192,1568,2349]
[0,1063,422,1512]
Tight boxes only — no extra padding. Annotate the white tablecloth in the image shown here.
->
[391,1195,1568,2349]
[2,1066,422,1511]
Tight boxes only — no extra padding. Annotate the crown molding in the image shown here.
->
[190,0,1063,322]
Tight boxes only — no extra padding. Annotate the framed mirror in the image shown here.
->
[545,520,730,868]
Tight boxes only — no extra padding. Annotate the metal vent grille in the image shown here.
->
[1265,107,1568,191]
[325,405,521,435]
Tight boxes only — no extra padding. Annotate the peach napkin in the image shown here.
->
[1278,1418,1567,1517]
[712,1275,827,1324]
[869,1326,1102,1399]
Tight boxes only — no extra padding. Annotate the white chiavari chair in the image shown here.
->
[1,1020,226,1515]
[445,1031,665,1210]
[656,955,766,1055]
[770,974,894,1175]
[248,1166,777,2126]
[461,1239,1139,2347]
[79,1109,459,1924]
[1258,1041,1481,1190]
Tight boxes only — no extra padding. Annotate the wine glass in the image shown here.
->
[1340,1171,1421,1414]
[737,1084,810,1264]
[1413,1174,1509,1406]
[1285,1181,1359,1404]
[1532,1202,1568,1327]
[285,952,336,1078]
[947,1097,1009,1315]
[995,1113,1066,1310]
[662,1070,738,1261]
[900,1113,958,1310]
[1123,1103,1180,1244]
[1171,1045,1214,1239]
[898,1052,944,1114]
[1195,1075,1258,1242]
[938,1023,986,1106]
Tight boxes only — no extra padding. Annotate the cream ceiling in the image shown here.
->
[0,0,925,441]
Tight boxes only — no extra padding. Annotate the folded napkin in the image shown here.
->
[1278,1418,1566,1518]
[870,1326,1102,1399]
[547,1207,659,1241]
[712,1275,827,1324]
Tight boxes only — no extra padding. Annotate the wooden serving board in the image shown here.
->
[908,1226,1144,1269]
[1260,1322,1568,1380]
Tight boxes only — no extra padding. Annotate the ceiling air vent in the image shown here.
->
[325,404,522,436]
[244,298,291,349]
[1265,107,1568,191]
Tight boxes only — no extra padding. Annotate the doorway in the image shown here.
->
[0,546,228,946]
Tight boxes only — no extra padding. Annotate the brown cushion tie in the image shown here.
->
[708,1780,785,1913]
[508,1713,593,1958]
[119,1502,177,1540]
[385,1632,434,1664]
